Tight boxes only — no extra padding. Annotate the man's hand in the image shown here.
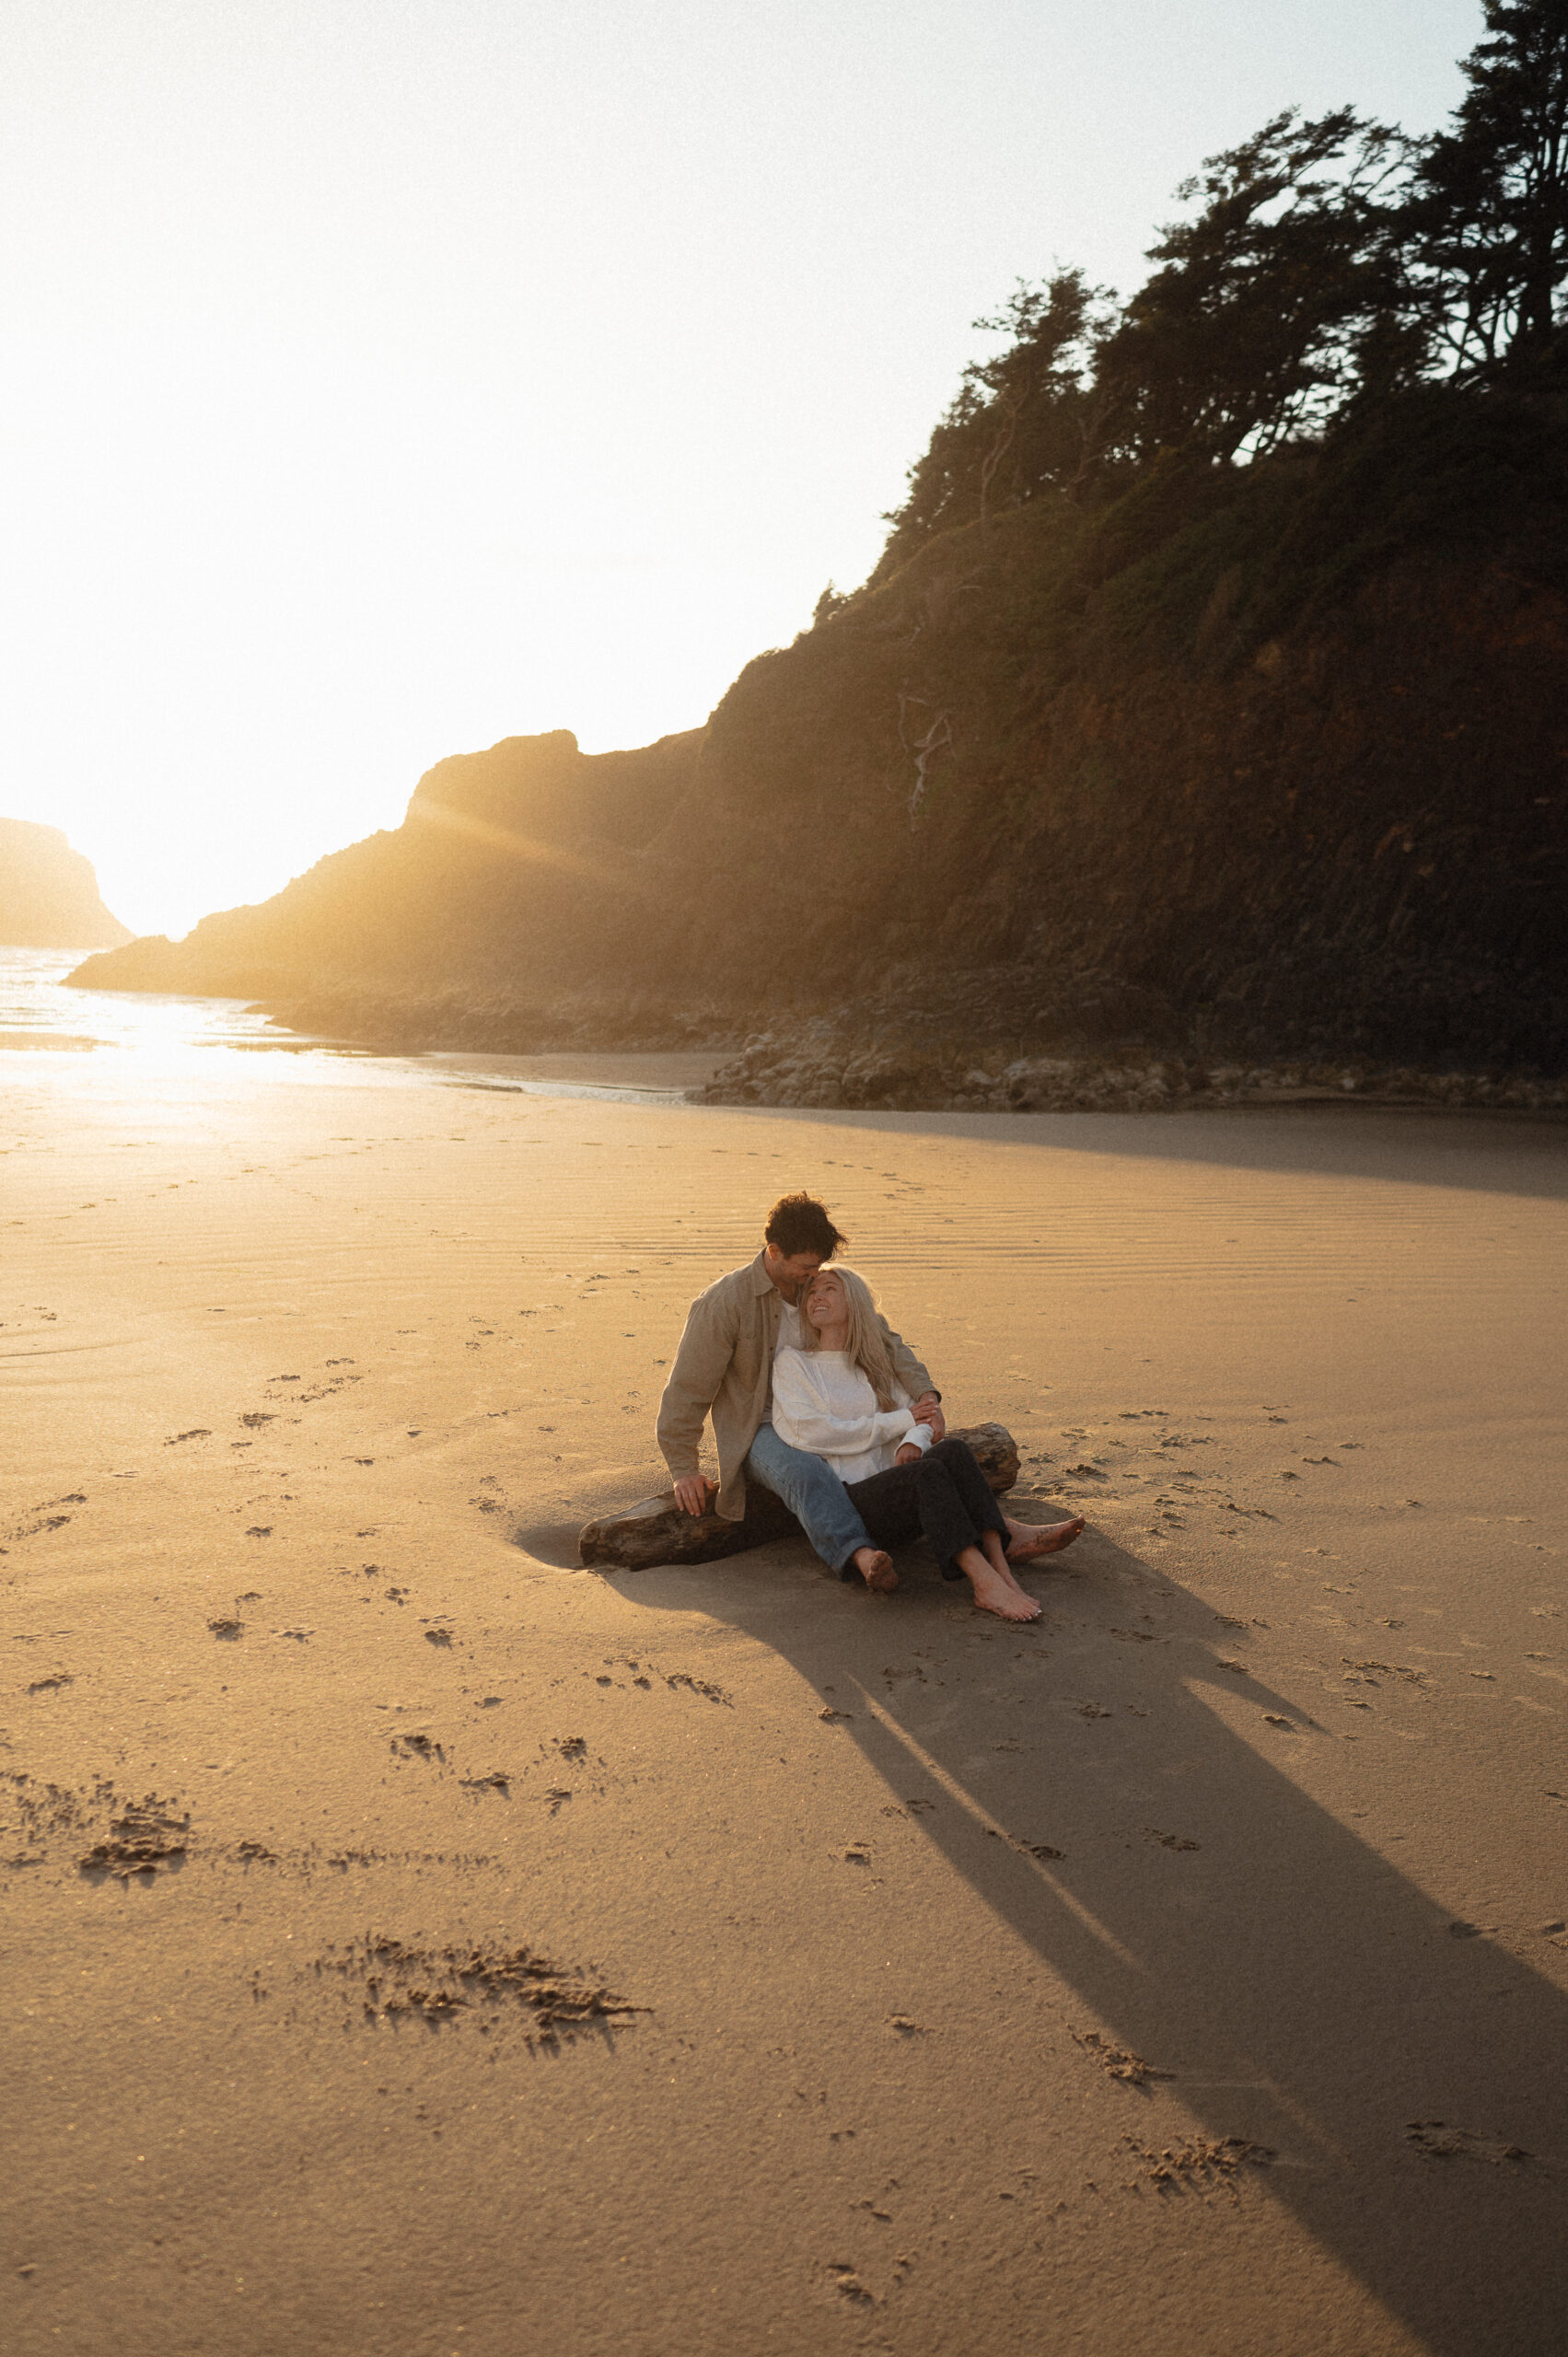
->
[895,1443,923,1467]
[672,1473,717,1517]
[912,1392,946,1441]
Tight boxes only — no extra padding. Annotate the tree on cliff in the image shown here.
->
[1405,0,1568,372]
[877,269,1110,566]
[1092,108,1418,466]
[872,3,1568,577]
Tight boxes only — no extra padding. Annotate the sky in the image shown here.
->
[1,0,1483,939]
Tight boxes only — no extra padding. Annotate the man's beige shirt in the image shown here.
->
[656,1252,935,1520]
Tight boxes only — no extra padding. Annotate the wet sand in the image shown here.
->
[4,1065,1566,2355]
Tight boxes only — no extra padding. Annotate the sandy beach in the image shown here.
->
[4,1033,1566,2354]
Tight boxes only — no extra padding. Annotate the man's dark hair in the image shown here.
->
[764,1192,846,1259]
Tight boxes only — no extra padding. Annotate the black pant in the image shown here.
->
[843,1437,1009,1581]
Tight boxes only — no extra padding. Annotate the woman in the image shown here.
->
[771,1265,1083,1623]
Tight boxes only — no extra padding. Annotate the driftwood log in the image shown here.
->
[578,1422,1021,1572]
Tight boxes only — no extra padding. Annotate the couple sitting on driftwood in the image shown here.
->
[656,1192,1082,1622]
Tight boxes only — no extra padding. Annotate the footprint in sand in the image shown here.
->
[665,1671,730,1705]
[0,1498,82,1547]
[1405,2120,1529,2164]
[311,1933,636,2044]
[1074,2029,1170,2086]
[390,1733,444,1763]
[78,1795,191,1882]
[1123,2134,1273,2186]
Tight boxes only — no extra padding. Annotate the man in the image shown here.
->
[656,1191,945,1589]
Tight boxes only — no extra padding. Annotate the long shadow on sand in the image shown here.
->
[612,1523,1568,2354]
[729,1099,1568,1203]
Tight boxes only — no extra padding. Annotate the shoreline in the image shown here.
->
[247,993,1568,1119]
[18,937,1565,1118]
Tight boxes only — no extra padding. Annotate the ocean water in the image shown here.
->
[0,946,691,1108]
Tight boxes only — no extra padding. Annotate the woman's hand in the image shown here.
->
[912,1392,946,1440]
[895,1443,923,1466]
[673,1473,716,1515]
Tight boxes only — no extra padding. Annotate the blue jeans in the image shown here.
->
[745,1422,872,1574]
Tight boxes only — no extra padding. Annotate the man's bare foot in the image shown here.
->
[1006,1515,1085,1563]
[967,1560,1042,1621]
[851,1546,898,1594]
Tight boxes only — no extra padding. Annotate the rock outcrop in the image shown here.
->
[67,728,704,1016]
[578,1422,1022,1571]
[0,819,133,949]
[70,381,1568,1092]
[698,1029,1568,1116]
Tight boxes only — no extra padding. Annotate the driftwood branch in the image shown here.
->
[896,694,954,825]
[578,1422,1022,1573]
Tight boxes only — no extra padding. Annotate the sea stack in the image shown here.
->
[0,818,134,948]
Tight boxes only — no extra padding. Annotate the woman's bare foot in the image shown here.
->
[959,1542,1041,1620]
[981,1531,1045,1611]
[967,1559,1042,1620]
[851,1545,898,1594]
[1006,1515,1085,1563]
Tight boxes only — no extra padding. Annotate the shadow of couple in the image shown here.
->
[591,1511,1568,2351]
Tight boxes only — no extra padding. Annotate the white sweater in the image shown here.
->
[771,1350,935,1483]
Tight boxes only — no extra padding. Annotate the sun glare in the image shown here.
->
[0,1,1475,938]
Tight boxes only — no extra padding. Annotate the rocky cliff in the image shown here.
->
[70,728,706,1037]
[70,381,1568,1098]
[0,819,133,949]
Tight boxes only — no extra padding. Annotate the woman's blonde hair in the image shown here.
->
[800,1264,900,1409]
